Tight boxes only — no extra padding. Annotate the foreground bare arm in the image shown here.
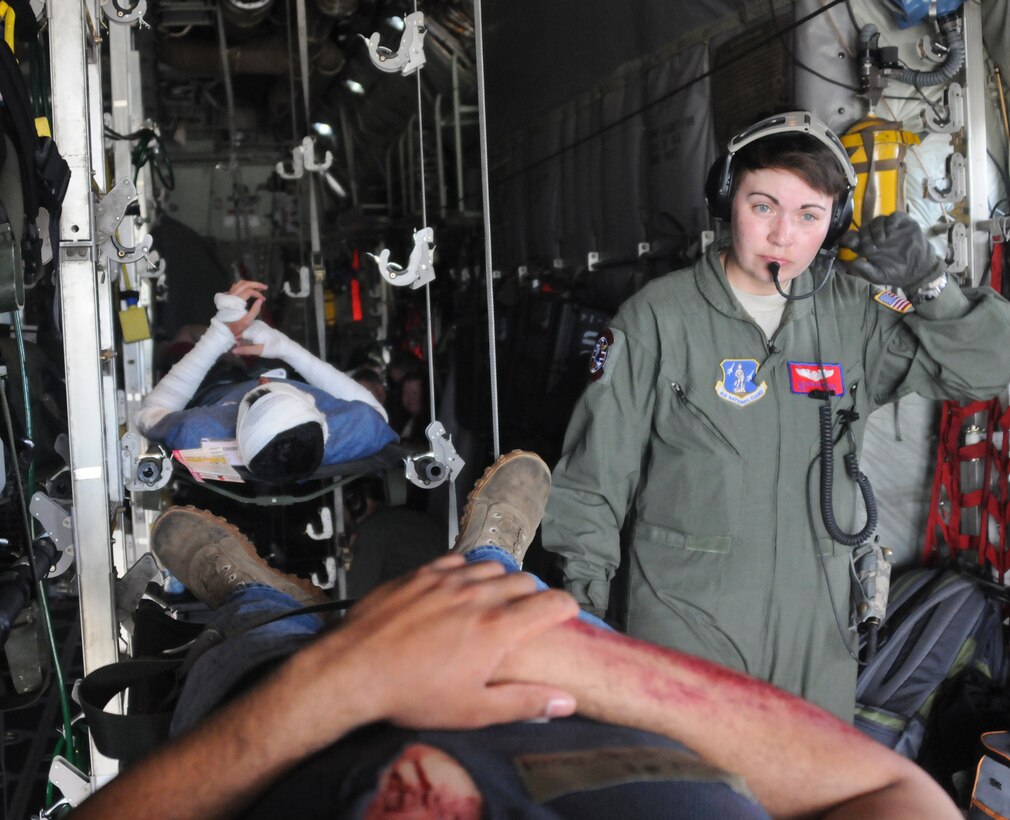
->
[493,619,959,820]
[72,559,956,820]
[70,557,577,819]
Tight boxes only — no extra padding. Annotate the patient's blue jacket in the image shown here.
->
[147,377,398,465]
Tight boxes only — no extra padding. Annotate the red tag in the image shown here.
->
[788,362,844,396]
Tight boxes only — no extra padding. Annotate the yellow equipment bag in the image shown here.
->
[840,117,921,259]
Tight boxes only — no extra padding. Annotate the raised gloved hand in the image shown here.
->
[839,212,945,293]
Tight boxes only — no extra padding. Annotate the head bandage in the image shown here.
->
[236,382,328,465]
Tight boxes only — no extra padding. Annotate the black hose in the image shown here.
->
[864,622,879,662]
[895,14,964,89]
[0,536,57,647]
[818,404,877,546]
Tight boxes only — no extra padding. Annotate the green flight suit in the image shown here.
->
[542,244,1010,719]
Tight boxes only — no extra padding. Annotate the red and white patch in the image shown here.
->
[788,362,845,396]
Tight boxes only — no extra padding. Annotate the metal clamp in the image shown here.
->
[921,81,964,133]
[29,492,75,578]
[101,0,147,26]
[47,755,92,808]
[945,221,969,275]
[404,421,465,489]
[121,431,173,492]
[928,152,966,204]
[95,178,155,266]
[367,227,435,290]
[359,11,427,77]
[115,553,161,628]
[276,136,333,181]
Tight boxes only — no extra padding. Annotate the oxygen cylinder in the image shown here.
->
[840,117,920,261]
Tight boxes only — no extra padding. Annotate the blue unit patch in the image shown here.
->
[874,290,912,314]
[587,328,625,385]
[715,359,767,407]
[588,330,613,380]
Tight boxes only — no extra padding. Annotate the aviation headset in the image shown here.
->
[704,110,857,249]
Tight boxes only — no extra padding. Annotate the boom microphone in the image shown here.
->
[767,253,836,301]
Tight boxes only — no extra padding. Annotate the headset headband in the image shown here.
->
[727,110,857,188]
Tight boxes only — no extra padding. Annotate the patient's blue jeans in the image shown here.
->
[171,546,608,736]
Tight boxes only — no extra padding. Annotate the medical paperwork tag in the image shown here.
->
[788,362,845,396]
[588,328,625,385]
[173,439,244,483]
[874,290,912,314]
[715,359,766,407]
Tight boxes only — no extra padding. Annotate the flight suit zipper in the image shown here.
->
[670,382,740,456]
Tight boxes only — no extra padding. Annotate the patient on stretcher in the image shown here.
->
[138,280,397,482]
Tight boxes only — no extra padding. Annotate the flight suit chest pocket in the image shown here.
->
[643,381,744,540]
[658,381,740,457]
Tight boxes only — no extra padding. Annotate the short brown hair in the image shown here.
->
[731,133,850,200]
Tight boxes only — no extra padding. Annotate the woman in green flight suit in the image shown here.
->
[541,111,1010,719]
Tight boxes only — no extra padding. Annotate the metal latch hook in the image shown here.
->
[276,136,333,181]
[96,178,155,265]
[367,227,435,290]
[101,0,147,26]
[404,421,464,489]
[359,11,428,76]
[283,265,311,299]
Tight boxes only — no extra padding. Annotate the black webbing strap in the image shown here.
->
[77,657,183,763]
[77,598,357,761]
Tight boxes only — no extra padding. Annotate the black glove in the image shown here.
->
[839,212,945,292]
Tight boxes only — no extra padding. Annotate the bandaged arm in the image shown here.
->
[136,292,250,434]
[241,320,389,422]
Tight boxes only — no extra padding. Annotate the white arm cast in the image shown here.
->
[136,293,248,434]
[242,320,389,422]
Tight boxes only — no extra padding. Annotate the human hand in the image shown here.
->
[233,319,280,358]
[839,212,944,291]
[303,555,578,731]
[223,280,267,339]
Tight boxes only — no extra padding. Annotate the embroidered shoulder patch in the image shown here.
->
[715,359,767,407]
[587,328,625,385]
[874,290,912,314]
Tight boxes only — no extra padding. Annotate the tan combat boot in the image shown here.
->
[453,450,552,565]
[151,506,328,609]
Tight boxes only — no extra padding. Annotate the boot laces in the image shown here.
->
[485,508,526,549]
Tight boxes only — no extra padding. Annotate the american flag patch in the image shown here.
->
[874,290,912,314]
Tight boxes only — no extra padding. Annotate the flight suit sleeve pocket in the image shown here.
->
[634,522,732,554]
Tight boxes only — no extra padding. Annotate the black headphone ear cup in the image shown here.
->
[705,155,733,221]
[822,186,855,248]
